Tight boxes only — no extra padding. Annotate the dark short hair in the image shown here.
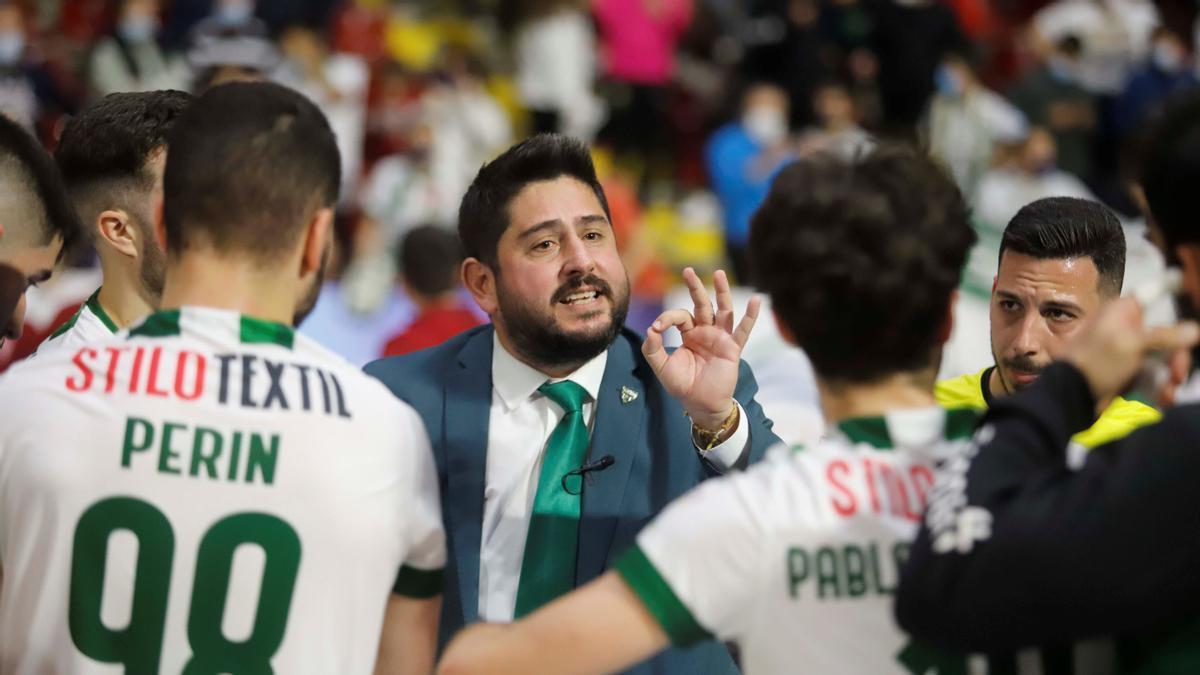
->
[999,197,1125,296]
[0,115,81,253]
[55,90,193,221]
[162,82,340,259]
[458,133,610,269]
[399,225,464,297]
[749,145,976,383]
[1142,91,1200,248]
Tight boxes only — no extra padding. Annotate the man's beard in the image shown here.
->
[497,272,630,371]
[138,236,167,304]
[293,243,331,327]
[992,347,1043,393]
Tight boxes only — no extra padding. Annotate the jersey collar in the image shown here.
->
[836,406,979,450]
[128,306,295,349]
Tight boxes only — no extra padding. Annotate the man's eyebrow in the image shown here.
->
[995,290,1022,301]
[578,214,609,226]
[27,269,51,285]
[1041,299,1084,313]
[517,220,563,241]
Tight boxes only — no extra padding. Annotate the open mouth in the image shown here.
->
[559,289,602,306]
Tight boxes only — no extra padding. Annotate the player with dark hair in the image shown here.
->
[0,114,81,346]
[434,145,978,674]
[0,82,444,673]
[937,196,1158,448]
[39,90,194,353]
[896,91,1200,673]
[367,133,777,675]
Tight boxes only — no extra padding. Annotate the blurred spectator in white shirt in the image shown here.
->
[276,25,370,201]
[974,127,1096,231]
[1032,0,1159,96]
[924,50,1027,197]
[510,0,604,140]
[797,81,874,160]
[89,0,188,97]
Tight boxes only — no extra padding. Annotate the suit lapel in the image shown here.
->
[443,327,493,623]
[577,332,646,582]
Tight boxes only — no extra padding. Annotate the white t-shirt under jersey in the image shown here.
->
[34,288,119,356]
[0,306,445,674]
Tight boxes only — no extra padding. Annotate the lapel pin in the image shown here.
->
[620,386,638,404]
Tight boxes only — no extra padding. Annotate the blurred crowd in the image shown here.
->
[4,0,1196,437]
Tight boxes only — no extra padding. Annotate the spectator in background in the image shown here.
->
[705,82,794,284]
[1032,0,1159,97]
[974,127,1096,231]
[276,24,370,201]
[186,0,278,91]
[740,0,826,130]
[0,3,74,132]
[510,0,603,140]
[89,0,188,97]
[382,225,480,357]
[1008,35,1097,182]
[593,0,692,164]
[797,80,873,159]
[868,0,966,136]
[924,50,1027,197]
[187,0,268,45]
[1116,27,1198,136]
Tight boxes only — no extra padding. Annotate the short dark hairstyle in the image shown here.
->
[0,115,81,254]
[1142,91,1200,248]
[162,81,340,259]
[399,225,464,297]
[749,145,976,383]
[55,90,194,225]
[998,197,1125,296]
[458,133,611,269]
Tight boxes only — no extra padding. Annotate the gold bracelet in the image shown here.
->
[691,405,740,453]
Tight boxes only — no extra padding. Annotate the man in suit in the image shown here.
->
[366,133,778,674]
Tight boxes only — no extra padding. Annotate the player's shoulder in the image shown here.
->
[934,368,988,411]
[1075,395,1162,448]
[293,333,419,417]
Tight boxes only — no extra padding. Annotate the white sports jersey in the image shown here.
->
[616,407,978,675]
[0,306,445,674]
[34,289,118,356]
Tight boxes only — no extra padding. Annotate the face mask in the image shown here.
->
[0,32,24,65]
[216,1,254,26]
[1047,56,1077,83]
[118,14,158,43]
[742,107,788,145]
[1154,42,1184,73]
[934,65,964,97]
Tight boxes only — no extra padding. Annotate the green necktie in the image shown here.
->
[513,380,590,618]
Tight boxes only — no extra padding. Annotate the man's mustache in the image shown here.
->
[1002,355,1043,375]
[551,275,613,305]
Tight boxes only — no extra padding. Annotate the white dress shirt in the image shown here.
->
[478,334,749,621]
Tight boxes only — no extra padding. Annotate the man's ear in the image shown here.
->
[462,257,497,315]
[96,210,138,258]
[301,207,334,278]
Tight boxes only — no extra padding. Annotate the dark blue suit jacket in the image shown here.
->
[365,324,779,674]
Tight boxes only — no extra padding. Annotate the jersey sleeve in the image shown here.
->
[613,466,770,646]
[393,405,447,599]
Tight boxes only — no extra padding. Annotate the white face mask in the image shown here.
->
[0,31,24,65]
[1154,41,1184,73]
[742,107,788,146]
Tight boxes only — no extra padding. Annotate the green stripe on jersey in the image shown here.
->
[615,545,712,647]
[86,290,119,333]
[129,309,182,338]
[240,315,294,349]
[393,565,443,599]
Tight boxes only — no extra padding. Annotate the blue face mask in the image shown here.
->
[0,31,25,65]
[118,14,157,43]
[1047,56,1077,84]
[216,1,254,26]
[934,65,963,97]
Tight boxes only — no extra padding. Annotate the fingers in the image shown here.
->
[1145,321,1200,354]
[651,309,697,335]
[713,270,735,332]
[641,327,668,375]
[683,267,715,326]
[732,295,763,349]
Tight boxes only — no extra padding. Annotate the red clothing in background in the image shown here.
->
[382,305,481,357]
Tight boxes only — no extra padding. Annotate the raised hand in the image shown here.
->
[642,267,761,430]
